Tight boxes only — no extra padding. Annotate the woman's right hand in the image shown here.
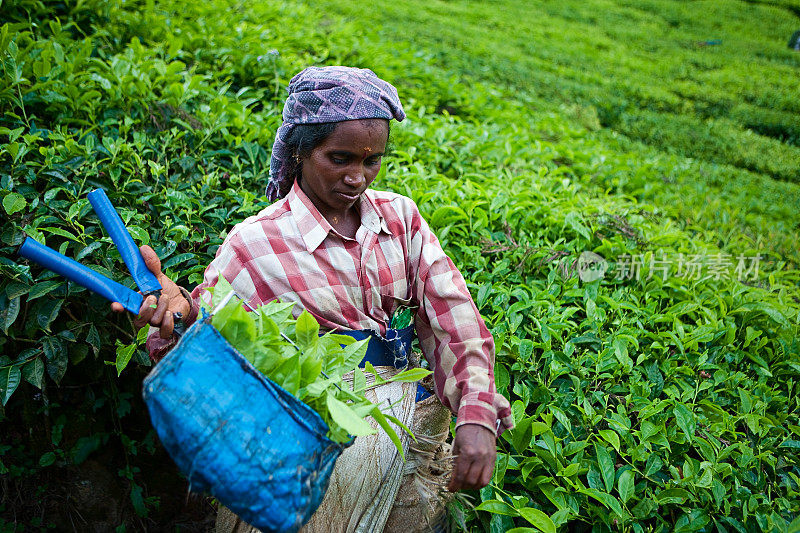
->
[110,245,192,339]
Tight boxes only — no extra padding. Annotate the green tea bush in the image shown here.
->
[314,0,800,267]
[314,0,800,185]
[385,144,800,531]
[610,111,800,184]
[1,0,799,531]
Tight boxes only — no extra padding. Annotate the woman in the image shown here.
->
[116,66,513,531]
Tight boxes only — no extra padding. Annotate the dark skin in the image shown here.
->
[109,245,190,338]
[112,118,497,492]
[448,424,497,491]
[296,119,385,239]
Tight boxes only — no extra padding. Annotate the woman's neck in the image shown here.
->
[299,178,361,239]
[327,208,360,239]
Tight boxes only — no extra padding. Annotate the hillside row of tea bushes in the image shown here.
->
[1,0,799,531]
[315,0,800,180]
[312,0,800,270]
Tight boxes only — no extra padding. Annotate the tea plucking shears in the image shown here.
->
[17,188,186,335]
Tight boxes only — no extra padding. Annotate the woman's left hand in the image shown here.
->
[447,424,497,491]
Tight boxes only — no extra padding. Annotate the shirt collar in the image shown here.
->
[287,180,392,253]
[360,190,393,236]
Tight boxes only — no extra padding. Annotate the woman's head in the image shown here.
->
[276,119,391,200]
[267,66,405,201]
[294,118,389,219]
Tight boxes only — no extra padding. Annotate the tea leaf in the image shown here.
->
[370,407,405,460]
[338,337,368,371]
[673,404,696,443]
[0,365,21,405]
[212,299,256,353]
[599,429,620,454]
[475,500,517,516]
[518,508,556,533]
[579,488,623,517]
[1,297,20,334]
[618,470,634,504]
[594,444,615,493]
[114,340,136,376]
[325,392,376,437]
[209,275,235,309]
[295,310,319,350]
[3,192,26,215]
[656,488,691,504]
[386,367,432,383]
[22,357,44,389]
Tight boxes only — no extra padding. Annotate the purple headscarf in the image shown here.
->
[266,66,406,201]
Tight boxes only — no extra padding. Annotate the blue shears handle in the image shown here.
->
[87,189,162,296]
[18,238,144,314]
[17,188,190,336]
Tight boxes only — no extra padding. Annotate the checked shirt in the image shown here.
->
[149,180,513,435]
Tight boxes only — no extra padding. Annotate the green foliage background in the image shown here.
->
[1,0,799,531]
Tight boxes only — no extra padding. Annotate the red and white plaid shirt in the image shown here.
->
[149,180,513,435]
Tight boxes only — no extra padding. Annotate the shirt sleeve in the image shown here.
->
[190,229,261,307]
[405,200,514,436]
[144,287,200,362]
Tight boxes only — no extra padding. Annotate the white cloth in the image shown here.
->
[301,366,416,533]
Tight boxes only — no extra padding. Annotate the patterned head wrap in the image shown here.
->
[267,66,406,200]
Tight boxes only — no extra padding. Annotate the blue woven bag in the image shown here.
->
[142,314,346,532]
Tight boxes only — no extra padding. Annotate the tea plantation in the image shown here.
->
[1,1,799,531]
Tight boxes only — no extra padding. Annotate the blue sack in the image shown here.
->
[142,315,346,532]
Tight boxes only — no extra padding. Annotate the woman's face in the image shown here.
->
[299,119,389,220]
